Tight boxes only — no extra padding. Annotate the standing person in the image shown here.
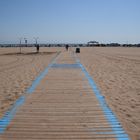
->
[65,44,69,51]
[36,44,40,53]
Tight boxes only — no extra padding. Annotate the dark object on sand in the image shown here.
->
[76,48,80,53]
[36,44,40,53]
[66,45,69,51]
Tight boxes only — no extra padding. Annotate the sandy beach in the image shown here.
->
[0,47,140,140]
[0,47,61,117]
[77,47,140,140]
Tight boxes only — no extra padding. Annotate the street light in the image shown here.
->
[33,37,39,45]
[34,37,40,53]
[24,38,28,47]
[19,37,22,53]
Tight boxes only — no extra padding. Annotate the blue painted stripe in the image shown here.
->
[26,65,50,93]
[0,96,25,134]
[76,59,130,140]
[51,63,80,68]
[26,53,60,94]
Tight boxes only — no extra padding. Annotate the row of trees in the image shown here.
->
[87,41,140,47]
[87,43,140,47]
[0,43,140,47]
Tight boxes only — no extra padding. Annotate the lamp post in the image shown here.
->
[19,37,22,53]
[24,38,27,47]
[33,37,39,45]
[34,37,39,53]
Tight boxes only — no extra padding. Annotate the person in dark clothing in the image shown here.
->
[65,44,69,51]
[36,44,40,53]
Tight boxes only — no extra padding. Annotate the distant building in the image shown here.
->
[87,41,99,46]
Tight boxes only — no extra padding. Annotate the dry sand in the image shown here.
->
[0,47,62,118]
[77,47,140,140]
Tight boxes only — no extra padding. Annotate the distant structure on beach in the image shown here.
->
[87,41,99,46]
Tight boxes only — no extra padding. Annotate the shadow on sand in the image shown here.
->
[1,52,57,56]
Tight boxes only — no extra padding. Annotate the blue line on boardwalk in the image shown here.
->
[26,53,60,94]
[51,63,80,69]
[76,59,130,140]
[0,52,60,134]
[0,96,25,134]
[26,65,50,93]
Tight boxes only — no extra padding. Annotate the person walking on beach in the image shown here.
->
[66,44,69,51]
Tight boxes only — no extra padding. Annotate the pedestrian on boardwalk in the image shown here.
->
[66,44,69,51]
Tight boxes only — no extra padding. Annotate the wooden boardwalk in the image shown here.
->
[0,51,130,140]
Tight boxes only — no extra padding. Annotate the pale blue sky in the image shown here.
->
[0,0,140,44]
